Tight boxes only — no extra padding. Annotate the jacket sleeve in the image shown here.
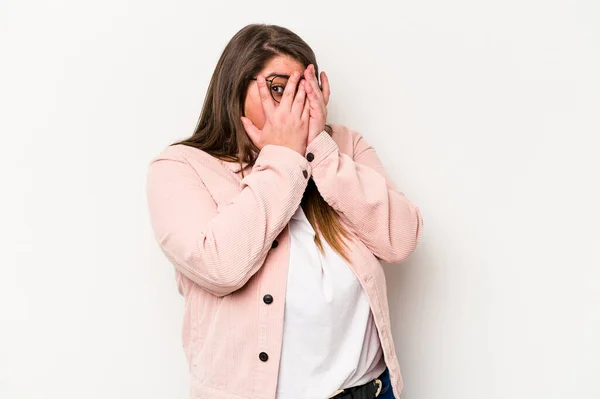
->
[305,128,423,263]
[146,145,311,297]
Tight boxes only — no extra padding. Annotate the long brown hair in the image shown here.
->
[173,24,352,262]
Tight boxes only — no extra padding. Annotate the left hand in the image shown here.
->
[304,64,330,145]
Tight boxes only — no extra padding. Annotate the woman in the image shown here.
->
[146,23,423,399]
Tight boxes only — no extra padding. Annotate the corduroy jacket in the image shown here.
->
[145,124,424,399]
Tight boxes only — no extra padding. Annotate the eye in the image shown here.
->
[271,85,285,95]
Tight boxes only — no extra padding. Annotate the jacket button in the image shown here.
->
[302,170,308,179]
[271,240,278,249]
[306,152,315,162]
[263,294,273,304]
[259,352,269,362]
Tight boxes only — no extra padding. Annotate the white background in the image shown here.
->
[1,1,599,398]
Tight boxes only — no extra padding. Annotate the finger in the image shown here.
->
[240,116,261,146]
[305,79,325,124]
[310,65,324,97]
[301,92,311,122]
[304,65,323,105]
[304,76,322,115]
[280,71,302,110]
[255,75,275,116]
[321,71,330,105]
[291,80,307,117]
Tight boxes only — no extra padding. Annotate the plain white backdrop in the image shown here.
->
[1,0,599,398]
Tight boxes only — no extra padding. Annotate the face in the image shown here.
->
[243,55,306,130]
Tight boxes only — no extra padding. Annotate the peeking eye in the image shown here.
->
[271,85,285,96]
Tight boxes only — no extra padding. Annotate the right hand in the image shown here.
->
[240,71,310,155]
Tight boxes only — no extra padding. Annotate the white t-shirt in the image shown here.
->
[275,204,387,399]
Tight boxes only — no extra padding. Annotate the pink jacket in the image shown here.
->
[146,124,424,399]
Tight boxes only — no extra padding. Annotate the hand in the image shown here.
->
[241,71,310,155]
[304,64,330,145]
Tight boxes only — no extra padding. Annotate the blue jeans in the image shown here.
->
[375,367,396,399]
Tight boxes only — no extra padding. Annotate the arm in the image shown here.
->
[146,144,311,297]
[305,128,423,263]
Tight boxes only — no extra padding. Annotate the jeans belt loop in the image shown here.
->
[374,378,383,397]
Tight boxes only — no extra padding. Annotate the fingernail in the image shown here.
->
[257,75,264,82]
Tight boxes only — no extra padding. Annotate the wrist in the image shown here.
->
[305,129,337,164]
